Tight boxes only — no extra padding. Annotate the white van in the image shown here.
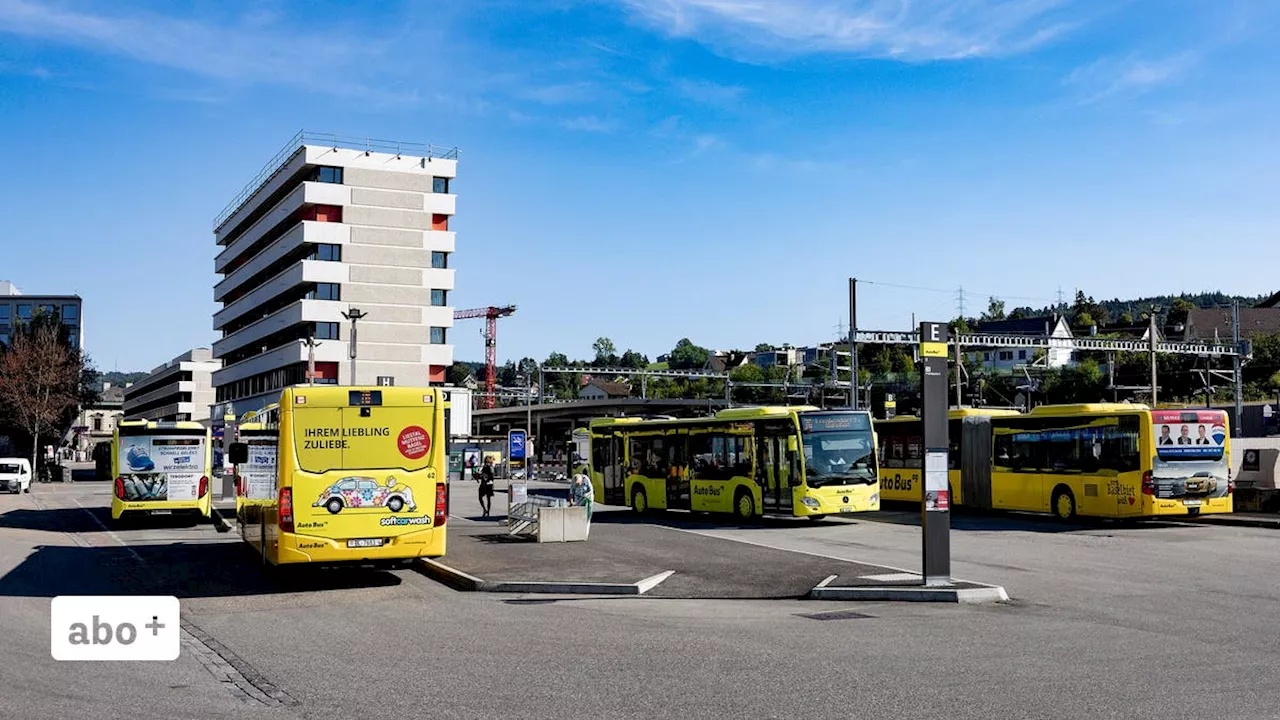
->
[0,458,33,494]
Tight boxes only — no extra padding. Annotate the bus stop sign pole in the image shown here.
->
[919,321,952,586]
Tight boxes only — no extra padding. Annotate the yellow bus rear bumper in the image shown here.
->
[274,527,446,565]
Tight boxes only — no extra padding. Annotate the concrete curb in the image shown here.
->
[809,584,1010,604]
[414,559,675,596]
[210,507,234,534]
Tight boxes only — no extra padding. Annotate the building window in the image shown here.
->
[431,214,449,231]
[92,415,103,432]
[309,283,341,301]
[314,322,340,340]
[431,289,448,307]
[1018,350,1027,360]
[376,376,395,387]
[310,166,343,184]
[430,327,447,345]
[61,304,78,322]
[0,333,8,347]
[69,335,79,350]
[431,252,449,269]
[16,304,31,321]
[432,177,449,194]
[0,305,9,323]
[312,244,341,262]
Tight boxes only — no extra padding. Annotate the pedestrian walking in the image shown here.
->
[571,471,594,522]
[478,456,495,518]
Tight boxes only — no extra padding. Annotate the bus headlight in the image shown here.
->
[801,497,821,508]
[870,493,880,504]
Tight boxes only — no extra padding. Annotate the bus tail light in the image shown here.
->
[198,476,209,498]
[1141,471,1154,496]
[279,487,295,533]
[114,477,125,499]
[1228,466,1234,495]
[435,483,447,527]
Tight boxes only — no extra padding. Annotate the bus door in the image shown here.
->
[960,417,994,510]
[595,431,626,506]
[665,432,691,511]
[755,422,794,513]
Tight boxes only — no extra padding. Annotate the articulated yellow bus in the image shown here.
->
[589,406,879,520]
[229,386,448,566]
[112,420,212,522]
[875,408,1021,504]
[876,404,1233,519]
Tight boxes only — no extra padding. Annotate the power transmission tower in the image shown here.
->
[956,286,966,318]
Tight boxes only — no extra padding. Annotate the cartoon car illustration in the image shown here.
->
[313,476,416,515]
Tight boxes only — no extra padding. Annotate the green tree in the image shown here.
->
[0,312,92,475]
[1167,298,1195,328]
[668,338,711,370]
[982,297,1006,322]
[447,362,473,386]
[754,343,775,353]
[592,337,617,365]
[1008,306,1033,320]
[619,350,648,369]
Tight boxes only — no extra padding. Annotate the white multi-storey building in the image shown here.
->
[211,132,458,419]
[124,348,221,422]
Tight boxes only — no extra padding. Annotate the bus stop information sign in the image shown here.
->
[508,430,527,463]
[919,321,952,587]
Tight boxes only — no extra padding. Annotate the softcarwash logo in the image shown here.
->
[1211,423,1226,444]
[379,515,431,526]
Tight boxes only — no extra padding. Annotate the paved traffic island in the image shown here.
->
[419,506,1009,602]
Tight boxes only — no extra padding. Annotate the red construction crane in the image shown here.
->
[452,304,516,408]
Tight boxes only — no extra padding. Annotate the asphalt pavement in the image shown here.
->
[2,480,1280,719]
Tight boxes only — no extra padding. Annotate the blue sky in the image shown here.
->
[1,0,1277,371]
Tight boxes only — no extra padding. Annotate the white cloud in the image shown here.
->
[617,0,1076,61]
[672,77,744,106]
[560,115,619,133]
[0,0,405,99]
[1066,53,1198,104]
[520,81,599,105]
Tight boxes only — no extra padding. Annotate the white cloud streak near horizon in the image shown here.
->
[0,0,403,99]
[617,0,1079,60]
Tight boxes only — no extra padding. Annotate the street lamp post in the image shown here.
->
[341,308,367,386]
[301,335,319,385]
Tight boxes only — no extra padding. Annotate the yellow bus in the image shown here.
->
[879,404,1233,519]
[111,420,212,522]
[875,408,1021,504]
[228,386,448,566]
[589,406,879,520]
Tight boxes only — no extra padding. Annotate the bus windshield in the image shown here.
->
[799,412,877,487]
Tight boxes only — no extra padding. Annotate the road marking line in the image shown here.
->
[72,497,146,566]
[635,570,675,594]
[815,574,838,589]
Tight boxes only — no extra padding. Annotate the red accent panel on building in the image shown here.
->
[313,362,339,380]
[300,205,343,222]
[428,364,446,384]
[431,214,449,231]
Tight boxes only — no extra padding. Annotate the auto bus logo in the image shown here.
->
[1211,423,1226,444]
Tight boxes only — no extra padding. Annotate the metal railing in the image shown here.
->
[849,330,1242,357]
[213,130,461,231]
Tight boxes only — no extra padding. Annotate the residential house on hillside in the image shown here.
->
[706,351,750,373]
[1182,305,1280,342]
[968,316,1075,371]
[579,379,632,401]
[752,346,799,370]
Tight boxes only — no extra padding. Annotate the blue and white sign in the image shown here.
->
[508,430,527,461]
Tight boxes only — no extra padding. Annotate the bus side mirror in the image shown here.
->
[228,442,248,465]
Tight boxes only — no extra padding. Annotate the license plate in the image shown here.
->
[151,510,172,515]
[1183,499,1202,507]
[839,506,855,513]
[347,538,384,548]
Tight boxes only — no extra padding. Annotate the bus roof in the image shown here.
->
[281,385,440,408]
[875,408,1023,423]
[1025,403,1151,416]
[588,405,855,430]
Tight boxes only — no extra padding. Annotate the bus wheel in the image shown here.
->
[1052,487,1076,520]
[631,486,648,514]
[734,490,755,520]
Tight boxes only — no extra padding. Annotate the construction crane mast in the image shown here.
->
[452,304,516,408]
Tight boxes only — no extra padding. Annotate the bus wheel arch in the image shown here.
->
[1051,485,1076,520]
[631,484,648,513]
[734,487,755,520]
